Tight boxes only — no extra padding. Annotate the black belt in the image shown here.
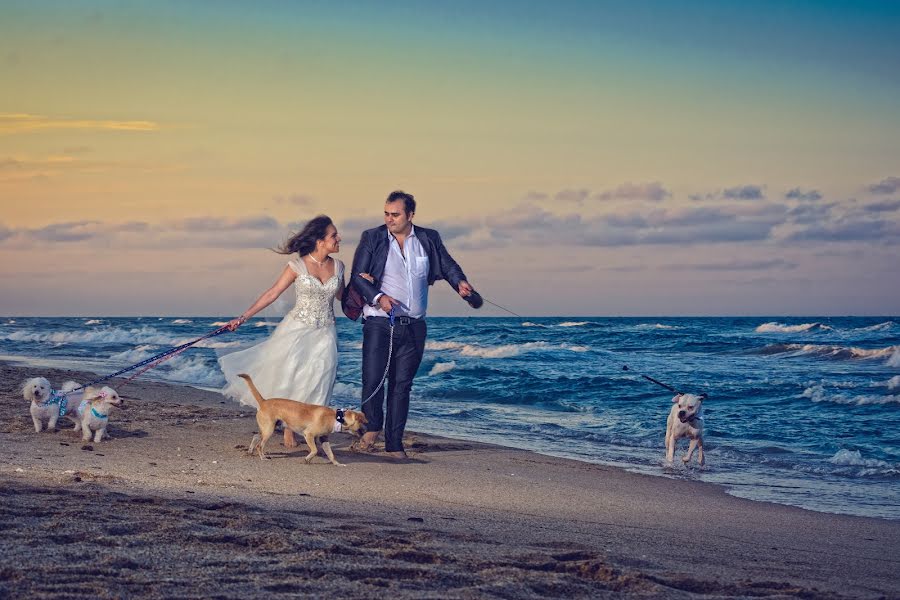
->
[366,315,422,326]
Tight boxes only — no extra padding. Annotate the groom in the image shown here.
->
[342,190,474,459]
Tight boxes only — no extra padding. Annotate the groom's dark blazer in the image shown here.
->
[341,225,468,321]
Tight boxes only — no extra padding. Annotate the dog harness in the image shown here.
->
[333,408,346,433]
[75,398,90,418]
[38,389,69,417]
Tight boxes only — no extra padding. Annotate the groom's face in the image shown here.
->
[384,200,413,235]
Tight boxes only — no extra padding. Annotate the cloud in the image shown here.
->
[786,202,837,225]
[25,220,104,242]
[595,181,670,202]
[723,184,766,200]
[785,188,822,202]
[863,200,900,213]
[481,202,783,247]
[666,259,796,271]
[554,188,591,204]
[2,215,293,249]
[868,176,900,195]
[0,113,159,135]
[787,218,900,243]
[690,184,766,202]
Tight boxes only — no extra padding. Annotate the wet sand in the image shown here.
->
[2,362,899,599]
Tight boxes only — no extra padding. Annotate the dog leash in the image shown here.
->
[467,294,708,398]
[360,307,395,408]
[55,325,230,397]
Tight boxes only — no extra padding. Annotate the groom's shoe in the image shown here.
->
[384,450,408,460]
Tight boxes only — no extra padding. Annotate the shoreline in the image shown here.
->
[3,362,900,598]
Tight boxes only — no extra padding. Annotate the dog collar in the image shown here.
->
[333,408,346,433]
[90,407,108,420]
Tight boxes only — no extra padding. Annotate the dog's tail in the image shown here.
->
[237,374,268,408]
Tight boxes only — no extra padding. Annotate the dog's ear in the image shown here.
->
[22,379,35,401]
[672,394,682,403]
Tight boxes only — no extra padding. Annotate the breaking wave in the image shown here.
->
[755,322,832,333]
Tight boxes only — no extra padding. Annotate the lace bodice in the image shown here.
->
[287,258,343,328]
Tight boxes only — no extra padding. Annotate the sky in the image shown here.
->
[1,0,899,316]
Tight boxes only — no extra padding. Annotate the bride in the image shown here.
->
[219,215,344,448]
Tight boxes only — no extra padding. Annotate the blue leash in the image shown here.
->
[56,325,230,398]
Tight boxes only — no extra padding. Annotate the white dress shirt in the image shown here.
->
[364,225,430,319]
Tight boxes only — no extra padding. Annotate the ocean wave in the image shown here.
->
[635,323,682,330]
[855,321,896,332]
[84,319,103,325]
[826,450,900,477]
[558,321,589,328]
[802,384,900,406]
[162,355,223,386]
[428,361,457,376]
[108,345,158,363]
[2,326,175,346]
[425,340,589,358]
[888,349,900,367]
[211,321,230,326]
[171,319,193,324]
[521,322,548,328]
[887,376,900,391]
[758,343,898,363]
[755,322,832,333]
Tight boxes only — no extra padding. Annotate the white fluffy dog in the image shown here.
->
[665,393,705,466]
[72,385,123,443]
[23,377,82,432]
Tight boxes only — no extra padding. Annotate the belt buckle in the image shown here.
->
[398,316,412,325]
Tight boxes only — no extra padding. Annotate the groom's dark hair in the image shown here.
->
[386,190,416,216]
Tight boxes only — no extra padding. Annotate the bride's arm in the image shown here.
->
[226,265,297,331]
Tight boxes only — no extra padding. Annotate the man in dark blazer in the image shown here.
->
[342,190,474,459]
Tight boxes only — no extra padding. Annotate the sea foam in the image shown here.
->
[755,322,831,333]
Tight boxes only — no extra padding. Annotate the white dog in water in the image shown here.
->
[23,377,83,432]
[665,393,705,466]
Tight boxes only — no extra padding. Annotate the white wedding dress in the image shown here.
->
[219,258,344,408]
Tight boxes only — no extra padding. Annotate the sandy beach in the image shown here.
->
[2,361,898,599]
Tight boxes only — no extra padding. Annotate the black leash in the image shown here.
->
[622,365,681,395]
[475,291,704,398]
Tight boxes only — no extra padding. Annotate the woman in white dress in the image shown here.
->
[219,215,344,447]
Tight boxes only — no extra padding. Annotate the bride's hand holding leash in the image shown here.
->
[226,315,247,332]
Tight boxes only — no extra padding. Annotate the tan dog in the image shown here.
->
[237,374,367,466]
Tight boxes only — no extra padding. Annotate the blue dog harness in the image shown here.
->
[39,389,69,417]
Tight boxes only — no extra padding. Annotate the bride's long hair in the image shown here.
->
[275,215,333,256]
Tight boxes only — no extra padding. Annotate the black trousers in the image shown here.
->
[361,317,427,452]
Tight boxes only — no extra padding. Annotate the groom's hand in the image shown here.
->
[378,294,398,312]
[457,281,473,297]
